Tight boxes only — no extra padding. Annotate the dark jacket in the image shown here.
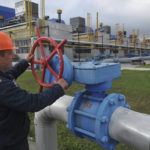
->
[0,59,64,149]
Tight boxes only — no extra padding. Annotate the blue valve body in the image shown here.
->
[67,89,129,150]
[67,62,130,150]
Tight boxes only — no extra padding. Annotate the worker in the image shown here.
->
[0,32,68,150]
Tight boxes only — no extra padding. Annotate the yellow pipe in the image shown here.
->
[132,29,135,44]
[12,36,34,40]
[143,34,146,48]
[122,24,124,44]
[25,0,28,25]
[64,44,144,51]
[115,24,120,44]
[10,28,34,37]
[41,0,45,33]
[96,12,98,41]
[28,0,30,31]
[29,0,32,35]
[28,0,32,35]
[11,33,35,39]
[4,0,33,38]
[30,0,33,35]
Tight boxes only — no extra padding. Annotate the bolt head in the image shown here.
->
[101,136,108,143]
[66,107,70,112]
[125,104,131,109]
[109,99,115,105]
[109,144,115,150]
[101,116,108,123]
[118,95,125,101]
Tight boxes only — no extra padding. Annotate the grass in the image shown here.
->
[16,70,150,150]
[136,64,150,68]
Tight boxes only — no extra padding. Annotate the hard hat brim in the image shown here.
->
[0,46,19,50]
[13,46,19,50]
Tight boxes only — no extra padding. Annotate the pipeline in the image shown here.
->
[34,95,73,150]
[34,95,150,150]
[102,56,150,63]
[33,35,150,150]
[109,107,150,150]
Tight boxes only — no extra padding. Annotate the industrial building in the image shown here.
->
[0,0,150,62]
[0,0,73,60]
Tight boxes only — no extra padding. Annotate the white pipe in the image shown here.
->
[34,95,150,150]
[109,106,150,150]
[34,95,73,150]
[102,56,150,63]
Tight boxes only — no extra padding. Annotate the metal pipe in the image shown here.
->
[40,0,45,33]
[34,95,73,150]
[109,106,150,150]
[28,0,32,35]
[96,12,98,41]
[102,56,150,63]
[34,95,150,150]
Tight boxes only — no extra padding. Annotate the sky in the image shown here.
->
[1,0,150,39]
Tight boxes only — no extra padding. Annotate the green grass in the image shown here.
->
[16,70,150,150]
[136,64,150,68]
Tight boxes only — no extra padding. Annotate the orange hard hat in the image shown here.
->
[0,32,18,50]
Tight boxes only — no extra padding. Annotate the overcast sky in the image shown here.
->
[1,0,150,39]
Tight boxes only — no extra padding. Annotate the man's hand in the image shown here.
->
[25,53,34,63]
[56,78,68,90]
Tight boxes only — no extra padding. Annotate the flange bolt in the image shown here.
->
[101,136,108,143]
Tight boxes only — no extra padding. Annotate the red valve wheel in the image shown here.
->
[31,27,67,92]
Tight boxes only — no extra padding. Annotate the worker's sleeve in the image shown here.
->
[6,59,29,79]
[0,79,64,112]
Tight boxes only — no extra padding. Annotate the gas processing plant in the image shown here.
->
[1,1,150,150]
[1,0,150,63]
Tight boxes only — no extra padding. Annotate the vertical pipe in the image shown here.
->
[96,12,99,41]
[122,24,124,44]
[28,0,31,34]
[87,13,90,36]
[34,95,73,150]
[40,0,45,33]
[25,0,28,25]
[30,0,32,35]
[35,120,58,150]
[77,29,80,62]
[115,24,119,44]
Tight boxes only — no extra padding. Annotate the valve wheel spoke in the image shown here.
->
[33,60,43,65]
[36,27,46,59]
[41,66,46,82]
[39,65,46,93]
[38,39,46,59]
[47,63,58,78]
[47,49,57,61]
[31,27,66,92]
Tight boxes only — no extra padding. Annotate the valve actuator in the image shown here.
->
[45,56,130,150]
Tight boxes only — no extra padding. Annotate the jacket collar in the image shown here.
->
[0,70,11,79]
